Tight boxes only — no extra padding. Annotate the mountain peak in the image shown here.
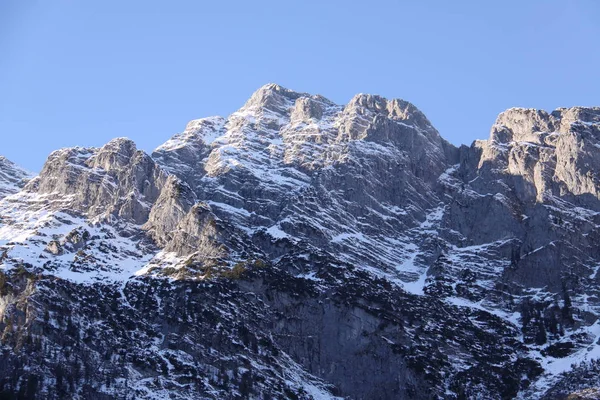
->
[491,108,554,143]
[102,137,137,152]
[239,84,434,132]
[239,83,308,116]
[0,155,33,199]
[489,106,600,144]
[257,82,288,93]
[5,84,600,399]
[343,93,435,134]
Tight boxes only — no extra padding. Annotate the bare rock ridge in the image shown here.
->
[476,106,600,204]
[0,155,33,199]
[23,138,167,224]
[1,84,600,399]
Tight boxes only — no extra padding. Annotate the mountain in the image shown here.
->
[1,84,600,399]
[0,156,33,199]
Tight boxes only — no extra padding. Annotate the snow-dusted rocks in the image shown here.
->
[2,84,600,398]
[24,138,166,224]
[477,106,600,203]
[151,83,460,282]
[152,116,225,186]
[143,175,197,248]
[0,156,33,199]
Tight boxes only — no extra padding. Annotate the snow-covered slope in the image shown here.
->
[1,84,600,399]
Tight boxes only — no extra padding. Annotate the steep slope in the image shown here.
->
[0,156,33,199]
[1,84,600,399]
[434,106,600,398]
[153,84,459,285]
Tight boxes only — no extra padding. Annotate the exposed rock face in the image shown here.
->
[143,175,197,247]
[152,84,461,281]
[24,138,167,224]
[152,116,225,188]
[44,240,63,255]
[1,84,600,399]
[477,106,600,204]
[0,156,33,199]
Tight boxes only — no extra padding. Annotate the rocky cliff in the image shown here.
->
[0,156,33,199]
[1,84,600,399]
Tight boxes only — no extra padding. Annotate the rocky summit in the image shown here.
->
[0,156,33,199]
[1,84,600,399]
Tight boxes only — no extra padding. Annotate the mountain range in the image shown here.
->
[1,84,600,399]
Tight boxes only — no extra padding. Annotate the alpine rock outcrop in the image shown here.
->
[1,84,600,399]
[0,156,32,199]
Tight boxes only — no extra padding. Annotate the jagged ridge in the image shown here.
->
[1,84,600,399]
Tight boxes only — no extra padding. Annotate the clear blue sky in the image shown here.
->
[1,0,599,171]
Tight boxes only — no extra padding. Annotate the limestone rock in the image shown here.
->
[24,138,167,224]
[2,84,600,399]
[0,156,34,199]
[44,240,63,255]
